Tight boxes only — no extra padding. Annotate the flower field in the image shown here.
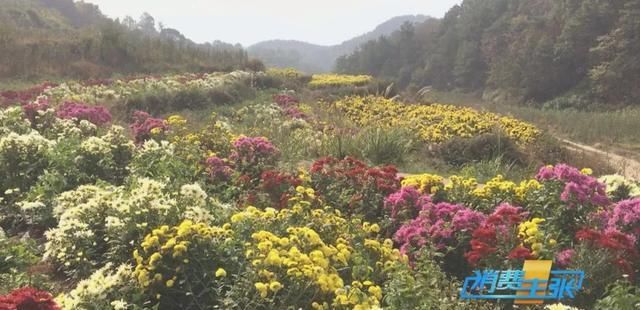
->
[0,73,638,310]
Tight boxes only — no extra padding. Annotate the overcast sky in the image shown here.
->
[84,0,461,47]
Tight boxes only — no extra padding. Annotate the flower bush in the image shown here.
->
[230,136,279,179]
[464,204,529,268]
[0,287,59,310]
[55,263,141,310]
[310,156,400,221]
[132,220,242,308]
[0,131,55,194]
[599,174,640,201]
[400,173,445,194]
[44,179,207,279]
[394,201,486,258]
[129,111,168,144]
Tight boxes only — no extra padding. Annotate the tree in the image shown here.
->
[137,12,156,35]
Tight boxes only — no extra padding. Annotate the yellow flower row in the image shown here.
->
[334,96,540,144]
[472,175,542,203]
[309,74,373,88]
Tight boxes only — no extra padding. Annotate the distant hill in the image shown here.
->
[248,15,430,73]
[0,0,248,80]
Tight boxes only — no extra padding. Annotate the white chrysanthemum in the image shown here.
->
[599,174,640,198]
[77,119,98,133]
[180,183,208,207]
[0,106,32,134]
[56,263,134,310]
[80,136,112,155]
[184,206,215,224]
[105,216,125,229]
[0,131,55,155]
[17,201,46,212]
[545,303,582,310]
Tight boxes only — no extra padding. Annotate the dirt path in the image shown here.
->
[561,139,640,180]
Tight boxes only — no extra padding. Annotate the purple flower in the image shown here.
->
[555,249,575,267]
[129,111,168,143]
[394,202,486,255]
[22,97,50,125]
[56,102,112,126]
[536,164,609,208]
[601,198,640,239]
[230,137,279,177]
[384,187,431,221]
[205,156,233,182]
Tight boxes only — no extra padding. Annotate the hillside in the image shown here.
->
[0,0,249,80]
[336,0,640,108]
[248,15,429,73]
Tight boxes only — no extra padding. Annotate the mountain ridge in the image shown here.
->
[248,15,430,73]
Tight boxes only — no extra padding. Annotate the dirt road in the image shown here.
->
[561,139,640,180]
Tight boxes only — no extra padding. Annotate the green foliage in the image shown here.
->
[384,248,494,310]
[358,127,415,165]
[0,0,249,80]
[126,82,255,116]
[0,237,53,294]
[459,158,532,183]
[337,0,640,107]
[594,281,640,310]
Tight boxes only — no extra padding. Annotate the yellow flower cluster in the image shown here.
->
[401,173,445,194]
[133,220,232,288]
[473,175,541,203]
[332,284,383,310]
[445,176,479,194]
[309,74,373,88]
[248,227,349,296]
[166,115,187,127]
[334,96,539,144]
[228,188,402,308]
[518,218,546,258]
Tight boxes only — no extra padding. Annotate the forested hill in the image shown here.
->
[336,0,640,108]
[0,0,249,80]
[248,15,429,73]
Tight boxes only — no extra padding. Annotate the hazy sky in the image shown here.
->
[84,0,461,47]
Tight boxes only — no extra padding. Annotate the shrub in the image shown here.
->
[384,247,494,310]
[436,132,525,167]
[0,131,54,194]
[358,127,415,165]
[594,281,640,310]
[55,263,143,310]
